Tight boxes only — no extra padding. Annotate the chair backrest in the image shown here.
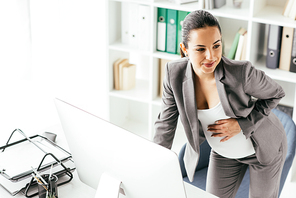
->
[271,108,296,195]
[272,108,296,159]
[178,140,211,177]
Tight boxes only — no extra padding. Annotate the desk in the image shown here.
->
[0,124,217,198]
[0,173,217,198]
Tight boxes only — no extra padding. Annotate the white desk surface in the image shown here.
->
[0,124,217,198]
[0,174,217,198]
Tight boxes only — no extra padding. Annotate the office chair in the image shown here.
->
[178,108,296,198]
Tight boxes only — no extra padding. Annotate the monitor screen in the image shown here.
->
[54,98,187,198]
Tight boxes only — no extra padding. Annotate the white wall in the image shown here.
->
[0,0,107,140]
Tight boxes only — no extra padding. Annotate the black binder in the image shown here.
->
[266,24,283,69]
[289,29,296,73]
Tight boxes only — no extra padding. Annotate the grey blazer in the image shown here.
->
[154,56,287,182]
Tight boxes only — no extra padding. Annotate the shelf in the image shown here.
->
[210,5,250,21]
[153,0,249,20]
[253,5,296,28]
[153,1,201,12]
[153,51,180,60]
[109,41,151,56]
[255,56,296,84]
[109,79,150,102]
[110,0,151,5]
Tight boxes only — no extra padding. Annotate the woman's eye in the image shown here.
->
[196,48,205,52]
[214,45,220,49]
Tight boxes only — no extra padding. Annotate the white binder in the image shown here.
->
[157,8,167,52]
[129,3,139,48]
[138,5,150,51]
[121,2,129,45]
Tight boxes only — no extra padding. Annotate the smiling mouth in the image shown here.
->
[203,61,215,68]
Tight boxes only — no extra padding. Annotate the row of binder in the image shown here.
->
[227,27,248,61]
[266,25,296,73]
[121,2,150,51]
[157,8,190,55]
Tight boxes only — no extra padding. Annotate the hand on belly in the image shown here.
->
[207,118,241,142]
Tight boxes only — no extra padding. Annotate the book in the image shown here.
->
[159,59,171,96]
[240,32,248,60]
[227,27,246,60]
[122,64,136,90]
[118,59,131,90]
[234,29,247,60]
[289,0,296,20]
[113,58,125,90]
[283,0,293,16]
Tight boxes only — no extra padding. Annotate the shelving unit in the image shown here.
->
[106,0,296,189]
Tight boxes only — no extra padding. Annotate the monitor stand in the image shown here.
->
[95,172,125,198]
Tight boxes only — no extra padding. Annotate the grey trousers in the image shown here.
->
[206,143,287,198]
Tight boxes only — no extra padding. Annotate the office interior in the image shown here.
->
[1,0,296,198]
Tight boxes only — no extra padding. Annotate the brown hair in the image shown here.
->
[180,10,222,57]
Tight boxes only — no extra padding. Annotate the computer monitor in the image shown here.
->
[54,98,188,198]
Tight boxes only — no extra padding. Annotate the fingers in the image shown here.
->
[210,133,232,142]
[207,118,239,142]
[211,133,225,138]
[207,123,229,133]
[207,119,228,129]
[220,136,231,142]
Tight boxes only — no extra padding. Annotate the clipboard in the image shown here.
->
[0,129,75,197]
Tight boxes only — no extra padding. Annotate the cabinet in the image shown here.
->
[106,0,296,183]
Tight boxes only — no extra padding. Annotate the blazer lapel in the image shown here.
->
[182,59,199,150]
[215,61,236,118]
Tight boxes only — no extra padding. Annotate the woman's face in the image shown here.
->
[184,26,222,76]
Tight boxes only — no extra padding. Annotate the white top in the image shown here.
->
[198,102,255,159]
